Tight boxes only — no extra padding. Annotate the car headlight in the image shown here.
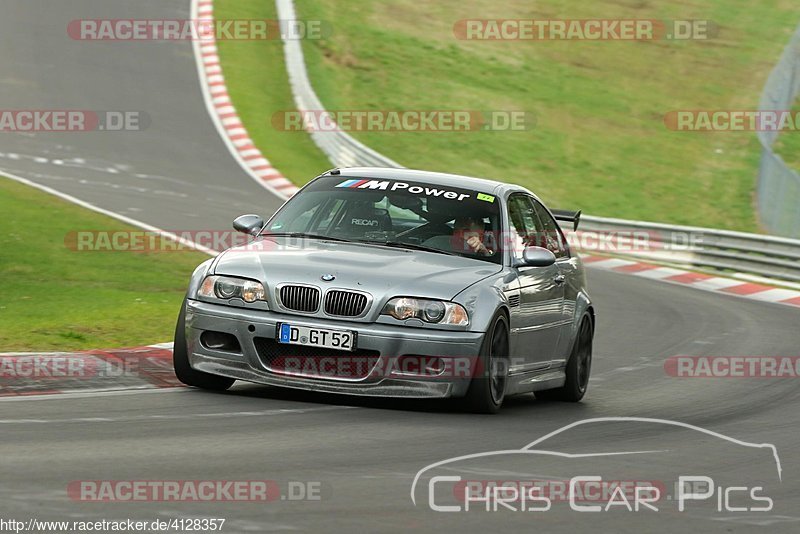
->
[198,275,266,303]
[382,297,469,326]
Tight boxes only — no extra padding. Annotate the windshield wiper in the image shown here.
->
[261,232,353,243]
[374,240,458,256]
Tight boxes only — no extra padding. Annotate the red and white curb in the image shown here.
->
[583,255,800,308]
[193,0,299,199]
[0,344,180,397]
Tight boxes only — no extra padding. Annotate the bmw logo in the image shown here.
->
[321,274,335,282]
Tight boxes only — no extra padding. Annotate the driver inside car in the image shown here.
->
[451,216,494,256]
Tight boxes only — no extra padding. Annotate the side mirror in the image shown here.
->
[520,246,556,267]
[233,214,265,236]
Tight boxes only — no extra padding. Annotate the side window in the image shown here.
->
[506,194,546,262]
[531,199,569,259]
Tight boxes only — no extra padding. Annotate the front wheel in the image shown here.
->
[535,315,593,402]
[173,300,235,391]
[464,313,510,414]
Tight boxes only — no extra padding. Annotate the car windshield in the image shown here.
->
[264,175,502,264]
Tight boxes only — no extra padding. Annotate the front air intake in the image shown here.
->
[278,285,320,313]
[324,290,369,317]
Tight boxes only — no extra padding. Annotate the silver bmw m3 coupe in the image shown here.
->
[174,167,595,413]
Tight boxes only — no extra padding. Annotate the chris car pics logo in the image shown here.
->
[411,417,782,514]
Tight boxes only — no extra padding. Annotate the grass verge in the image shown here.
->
[0,177,209,351]
[773,97,800,170]
[290,0,799,231]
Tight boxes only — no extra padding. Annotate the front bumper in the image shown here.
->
[185,300,485,398]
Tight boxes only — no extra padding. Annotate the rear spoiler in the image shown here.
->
[551,209,581,231]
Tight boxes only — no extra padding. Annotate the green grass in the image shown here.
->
[0,177,209,351]
[214,0,331,184]
[773,97,800,169]
[274,0,799,231]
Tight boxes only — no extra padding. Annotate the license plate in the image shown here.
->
[276,323,357,351]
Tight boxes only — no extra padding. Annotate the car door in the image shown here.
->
[530,198,580,366]
[506,194,565,372]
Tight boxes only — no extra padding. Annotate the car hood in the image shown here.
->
[212,237,502,303]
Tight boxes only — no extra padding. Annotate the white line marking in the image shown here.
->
[0,405,356,424]
[0,173,216,256]
[0,387,186,402]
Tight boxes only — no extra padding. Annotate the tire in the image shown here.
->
[535,315,593,402]
[173,300,235,391]
[464,313,510,414]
